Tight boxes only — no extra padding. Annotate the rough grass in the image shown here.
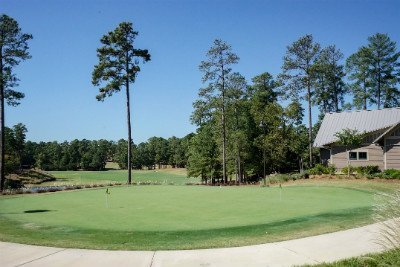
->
[302,248,400,266]
[0,184,379,250]
[285,177,400,193]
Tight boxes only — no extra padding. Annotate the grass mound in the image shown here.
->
[6,169,56,188]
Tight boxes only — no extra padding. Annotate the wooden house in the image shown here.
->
[313,108,400,170]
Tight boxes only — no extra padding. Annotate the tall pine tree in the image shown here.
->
[312,45,346,113]
[367,33,400,109]
[280,34,320,167]
[0,15,32,191]
[198,39,239,183]
[346,46,373,110]
[92,22,150,184]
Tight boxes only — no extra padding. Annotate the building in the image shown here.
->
[313,108,400,170]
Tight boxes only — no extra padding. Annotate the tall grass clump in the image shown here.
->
[374,190,400,249]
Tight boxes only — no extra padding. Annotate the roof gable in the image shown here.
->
[373,121,400,144]
[313,108,400,147]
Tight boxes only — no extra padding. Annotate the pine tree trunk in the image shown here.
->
[263,147,266,186]
[221,68,227,184]
[0,48,4,192]
[237,151,241,184]
[363,80,367,110]
[377,65,381,109]
[334,91,339,112]
[125,52,132,184]
[235,108,241,185]
[307,81,313,167]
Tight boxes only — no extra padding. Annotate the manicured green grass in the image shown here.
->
[46,168,198,186]
[0,184,379,250]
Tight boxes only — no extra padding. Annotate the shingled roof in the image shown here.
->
[313,108,400,147]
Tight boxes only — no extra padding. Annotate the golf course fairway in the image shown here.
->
[0,185,375,250]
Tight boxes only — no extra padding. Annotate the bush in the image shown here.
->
[341,165,356,175]
[5,156,19,175]
[326,164,336,175]
[356,165,381,176]
[4,179,24,189]
[300,170,310,179]
[309,164,336,175]
[379,169,400,179]
[290,170,309,180]
[364,174,376,180]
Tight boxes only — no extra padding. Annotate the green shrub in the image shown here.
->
[341,165,356,175]
[365,174,376,180]
[326,164,336,175]
[5,156,19,175]
[309,164,336,175]
[300,170,310,179]
[379,169,400,179]
[4,179,24,189]
[356,165,381,176]
[309,164,324,175]
[290,171,309,180]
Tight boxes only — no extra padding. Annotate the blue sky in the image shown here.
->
[1,0,399,143]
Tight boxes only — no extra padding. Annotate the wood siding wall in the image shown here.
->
[330,144,384,170]
[386,138,400,169]
[321,126,400,170]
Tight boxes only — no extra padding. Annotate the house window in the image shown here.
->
[349,152,357,160]
[358,152,368,160]
[349,151,368,160]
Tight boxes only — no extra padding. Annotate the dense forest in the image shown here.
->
[5,124,192,173]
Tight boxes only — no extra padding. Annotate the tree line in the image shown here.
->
[188,34,399,183]
[4,123,193,172]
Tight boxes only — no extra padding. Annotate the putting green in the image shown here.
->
[0,185,375,250]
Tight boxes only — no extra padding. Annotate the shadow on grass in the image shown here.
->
[24,209,53,213]
[0,209,55,215]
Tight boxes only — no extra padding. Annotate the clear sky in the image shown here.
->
[1,0,399,143]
